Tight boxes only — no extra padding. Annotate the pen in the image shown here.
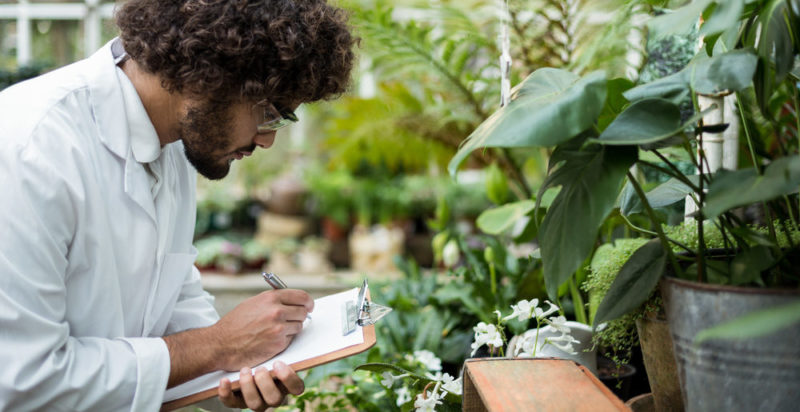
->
[262,272,311,320]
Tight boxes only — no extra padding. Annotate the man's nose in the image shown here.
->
[254,131,277,148]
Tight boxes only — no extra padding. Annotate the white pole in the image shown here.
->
[84,0,101,57]
[16,0,31,66]
[722,93,740,171]
[686,92,738,221]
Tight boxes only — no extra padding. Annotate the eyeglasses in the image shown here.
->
[254,100,299,133]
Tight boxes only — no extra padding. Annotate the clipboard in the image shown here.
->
[161,279,390,411]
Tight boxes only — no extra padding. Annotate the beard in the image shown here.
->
[179,99,254,180]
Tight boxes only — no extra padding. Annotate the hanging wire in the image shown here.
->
[499,0,512,107]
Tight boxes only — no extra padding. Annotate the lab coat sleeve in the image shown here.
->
[0,141,169,411]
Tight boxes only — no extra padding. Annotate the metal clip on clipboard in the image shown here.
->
[342,279,392,335]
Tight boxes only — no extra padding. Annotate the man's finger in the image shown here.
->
[218,378,246,409]
[273,361,305,395]
[270,289,314,311]
[254,367,284,406]
[281,305,311,322]
[238,367,266,411]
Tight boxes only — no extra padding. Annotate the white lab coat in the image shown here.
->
[0,39,219,411]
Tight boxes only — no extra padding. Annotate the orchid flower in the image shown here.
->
[395,386,412,407]
[413,350,442,371]
[470,322,503,356]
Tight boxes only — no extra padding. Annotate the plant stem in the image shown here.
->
[569,277,587,325]
[626,171,683,277]
[736,92,762,173]
[619,213,694,253]
[638,158,702,193]
[489,261,498,298]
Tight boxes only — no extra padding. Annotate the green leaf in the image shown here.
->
[476,200,536,235]
[704,155,800,218]
[448,69,607,175]
[593,238,667,327]
[690,49,758,94]
[622,175,701,216]
[623,71,691,104]
[694,300,800,344]
[700,1,745,37]
[354,363,429,381]
[540,145,638,298]
[685,260,731,284]
[618,181,641,216]
[596,99,682,145]
[624,49,757,102]
[730,245,776,285]
[648,0,713,39]
[597,77,634,131]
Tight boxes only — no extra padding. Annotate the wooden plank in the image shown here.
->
[463,358,630,412]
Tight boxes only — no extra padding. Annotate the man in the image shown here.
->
[0,0,356,410]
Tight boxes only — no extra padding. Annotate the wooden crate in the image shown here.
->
[463,358,630,412]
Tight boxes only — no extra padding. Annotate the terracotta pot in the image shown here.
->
[635,311,684,412]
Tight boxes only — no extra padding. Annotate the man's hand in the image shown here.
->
[163,289,313,388]
[212,289,314,371]
[218,362,304,411]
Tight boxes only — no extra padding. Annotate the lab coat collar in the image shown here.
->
[86,38,130,160]
[85,38,158,224]
[117,65,162,164]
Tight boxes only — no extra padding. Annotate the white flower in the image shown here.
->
[442,239,460,267]
[395,386,411,406]
[414,388,443,412]
[516,334,540,357]
[470,322,503,356]
[546,315,571,334]
[503,299,537,322]
[534,300,560,319]
[545,333,580,355]
[424,372,461,395]
[441,375,462,396]
[381,371,408,387]
[414,350,442,371]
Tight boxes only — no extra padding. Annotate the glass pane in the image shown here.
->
[32,19,81,67]
[0,20,16,69]
[101,17,117,44]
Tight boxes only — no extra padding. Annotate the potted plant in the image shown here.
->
[449,1,800,409]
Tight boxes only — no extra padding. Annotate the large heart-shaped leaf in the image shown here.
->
[596,99,682,145]
[624,49,757,102]
[476,200,536,235]
[699,0,745,38]
[690,49,758,94]
[593,238,667,327]
[621,175,701,216]
[623,71,691,104]
[648,0,713,39]
[704,155,800,218]
[539,145,638,298]
[448,69,607,175]
[597,77,635,131]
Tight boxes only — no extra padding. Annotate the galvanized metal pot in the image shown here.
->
[661,277,800,412]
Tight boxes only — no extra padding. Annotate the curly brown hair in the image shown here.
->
[115,0,357,106]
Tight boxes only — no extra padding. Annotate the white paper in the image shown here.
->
[163,288,364,402]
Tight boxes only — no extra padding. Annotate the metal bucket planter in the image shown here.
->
[661,277,800,412]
